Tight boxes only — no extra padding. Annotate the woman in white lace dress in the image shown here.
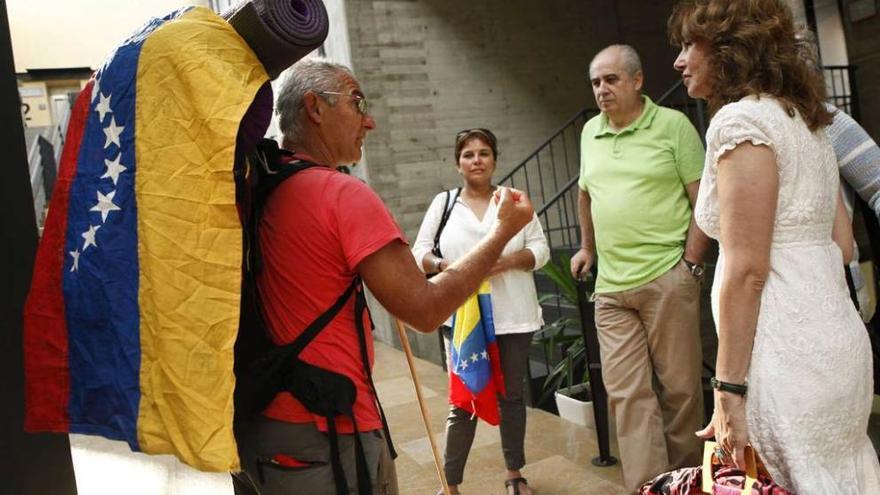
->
[668,1,880,493]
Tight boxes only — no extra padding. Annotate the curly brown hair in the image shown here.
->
[668,0,832,130]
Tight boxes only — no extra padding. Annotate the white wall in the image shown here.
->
[8,0,211,73]
[322,0,354,70]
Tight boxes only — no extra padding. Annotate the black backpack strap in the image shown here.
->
[432,187,461,258]
[247,278,359,391]
[245,141,317,276]
[325,412,350,495]
[285,278,359,356]
[354,282,397,460]
[350,416,373,495]
[234,140,320,421]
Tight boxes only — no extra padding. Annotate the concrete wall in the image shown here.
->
[346,0,683,241]
[344,0,684,362]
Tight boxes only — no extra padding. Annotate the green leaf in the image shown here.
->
[533,253,598,405]
[540,255,578,305]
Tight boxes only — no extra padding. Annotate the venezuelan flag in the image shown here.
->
[448,281,506,425]
[23,7,267,472]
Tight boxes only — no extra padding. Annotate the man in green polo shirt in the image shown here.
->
[570,44,709,493]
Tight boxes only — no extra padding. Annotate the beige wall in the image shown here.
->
[8,0,211,73]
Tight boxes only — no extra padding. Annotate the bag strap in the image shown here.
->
[432,187,461,258]
[354,281,398,460]
[325,412,350,495]
[285,278,359,357]
[350,416,373,495]
[239,138,317,276]
[701,441,759,495]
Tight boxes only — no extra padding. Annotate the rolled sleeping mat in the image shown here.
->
[224,0,329,80]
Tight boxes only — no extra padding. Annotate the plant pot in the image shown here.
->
[554,384,615,436]
[528,374,559,414]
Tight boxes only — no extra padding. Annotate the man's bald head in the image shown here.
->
[590,44,643,79]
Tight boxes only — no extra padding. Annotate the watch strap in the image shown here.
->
[711,377,748,396]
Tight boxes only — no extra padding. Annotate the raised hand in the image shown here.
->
[493,187,533,238]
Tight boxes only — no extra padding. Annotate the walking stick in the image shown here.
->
[394,319,451,495]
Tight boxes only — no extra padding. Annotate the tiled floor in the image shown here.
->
[71,337,880,494]
[373,341,629,495]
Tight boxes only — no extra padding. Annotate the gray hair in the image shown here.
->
[590,44,643,77]
[276,57,355,144]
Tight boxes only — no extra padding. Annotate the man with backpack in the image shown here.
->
[232,58,535,495]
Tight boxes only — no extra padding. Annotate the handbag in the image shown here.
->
[701,441,792,495]
[639,441,793,495]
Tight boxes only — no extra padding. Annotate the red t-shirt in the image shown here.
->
[257,161,406,433]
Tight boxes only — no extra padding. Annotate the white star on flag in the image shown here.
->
[481,350,488,360]
[101,154,127,185]
[70,249,81,272]
[90,190,121,222]
[470,352,479,363]
[81,224,101,251]
[95,92,112,123]
[103,116,124,149]
[460,360,469,371]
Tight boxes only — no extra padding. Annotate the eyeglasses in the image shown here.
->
[317,91,369,115]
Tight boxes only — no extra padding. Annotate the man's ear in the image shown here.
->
[303,91,323,124]
[633,70,644,92]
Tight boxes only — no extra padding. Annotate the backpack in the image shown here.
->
[233,138,395,495]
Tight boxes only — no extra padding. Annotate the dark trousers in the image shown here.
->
[232,417,398,495]
[442,331,533,485]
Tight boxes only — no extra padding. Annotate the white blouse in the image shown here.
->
[411,190,550,334]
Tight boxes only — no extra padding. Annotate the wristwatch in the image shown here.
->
[683,259,705,278]
[433,257,444,273]
[710,377,748,396]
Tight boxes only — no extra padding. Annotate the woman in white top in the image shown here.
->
[412,128,548,495]
[670,0,880,492]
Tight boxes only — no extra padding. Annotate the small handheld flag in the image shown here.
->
[448,281,506,425]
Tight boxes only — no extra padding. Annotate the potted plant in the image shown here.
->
[535,255,612,433]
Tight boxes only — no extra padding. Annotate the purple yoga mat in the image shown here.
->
[224,0,329,79]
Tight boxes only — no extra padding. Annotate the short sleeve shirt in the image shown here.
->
[258,163,406,433]
[578,96,705,293]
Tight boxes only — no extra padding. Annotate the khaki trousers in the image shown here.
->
[594,260,703,493]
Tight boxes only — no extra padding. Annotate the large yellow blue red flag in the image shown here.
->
[22,7,268,472]
[449,281,506,425]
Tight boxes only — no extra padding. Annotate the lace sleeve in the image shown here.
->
[707,100,776,169]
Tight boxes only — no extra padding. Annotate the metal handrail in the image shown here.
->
[656,79,684,104]
[496,107,595,185]
[537,175,579,216]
